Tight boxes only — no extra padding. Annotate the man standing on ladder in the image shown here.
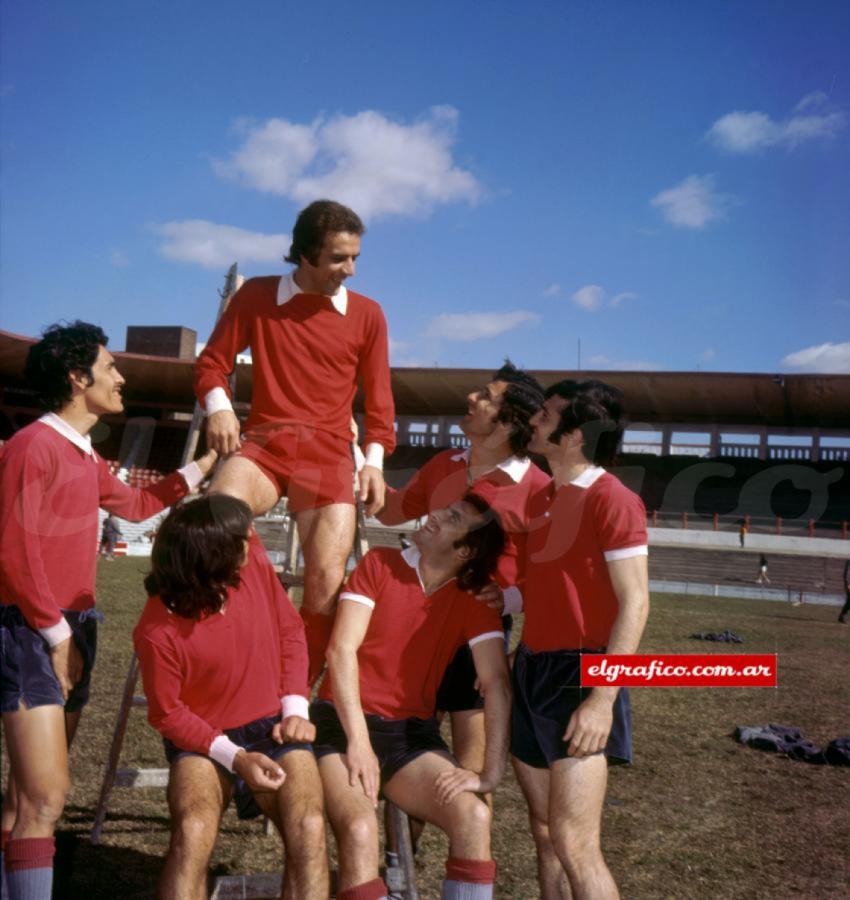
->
[0,322,216,899]
[195,199,395,684]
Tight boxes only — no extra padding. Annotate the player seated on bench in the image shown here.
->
[134,495,327,900]
[312,494,511,900]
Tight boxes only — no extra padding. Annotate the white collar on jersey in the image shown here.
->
[276,271,348,315]
[570,465,606,489]
[39,412,94,456]
[450,448,530,484]
[401,544,456,595]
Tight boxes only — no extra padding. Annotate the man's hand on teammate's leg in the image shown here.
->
[233,750,286,792]
[206,410,242,456]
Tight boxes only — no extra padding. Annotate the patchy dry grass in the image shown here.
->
[3,558,848,898]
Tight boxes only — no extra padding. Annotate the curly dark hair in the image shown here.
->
[545,379,625,466]
[491,359,545,456]
[454,493,506,592]
[284,199,365,266]
[144,495,254,620]
[24,321,108,412]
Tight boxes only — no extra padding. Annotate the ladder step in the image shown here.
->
[115,767,169,788]
[210,873,282,899]
[131,696,148,707]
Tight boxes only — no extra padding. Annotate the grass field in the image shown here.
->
[3,557,849,899]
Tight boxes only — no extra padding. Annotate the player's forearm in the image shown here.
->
[327,644,371,744]
[479,673,511,787]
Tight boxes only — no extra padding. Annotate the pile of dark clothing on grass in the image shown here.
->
[736,724,850,766]
[690,629,743,643]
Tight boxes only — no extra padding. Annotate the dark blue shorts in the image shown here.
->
[164,713,312,820]
[311,700,451,786]
[510,644,632,769]
[0,605,101,714]
[435,615,512,714]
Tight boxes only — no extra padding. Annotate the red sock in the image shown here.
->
[0,830,10,853]
[5,836,55,871]
[336,877,388,900]
[445,856,497,884]
[300,609,336,686]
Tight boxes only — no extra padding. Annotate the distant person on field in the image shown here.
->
[0,322,216,899]
[134,496,327,899]
[839,560,850,624]
[756,554,770,585]
[98,514,122,560]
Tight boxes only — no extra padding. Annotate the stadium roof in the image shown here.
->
[2,329,849,428]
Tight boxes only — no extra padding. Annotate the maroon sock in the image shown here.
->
[445,856,497,884]
[0,831,10,853]
[300,609,336,685]
[336,877,388,900]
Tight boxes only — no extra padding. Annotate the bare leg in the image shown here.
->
[548,755,618,900]
[3,706,70,840]
[252,750,328,900]
[383,752,491,861]
[512,756,571,899]
[449,709,491,811]
[317,754,381,891]
[158,756,231,900]
[296,504,355,682]
[209,456,280,517]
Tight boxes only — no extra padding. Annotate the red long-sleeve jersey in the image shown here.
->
[133,535,309,755]
[194,276,396,454]
[0,417,192,632]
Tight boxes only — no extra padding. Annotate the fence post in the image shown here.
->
[713,512,719,531]
[776,516,782,535]
[682,511,688,529]
[807,519,815,538]
[842,521,848,540]
[652,510,658,528]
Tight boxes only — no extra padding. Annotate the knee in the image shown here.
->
[16,781,68,828]
[337,813,378,858]
[528,811,553,850]
[448,795,491,842]
[549,819,600,867]
[292,809,326,853]
[170,811,218,856]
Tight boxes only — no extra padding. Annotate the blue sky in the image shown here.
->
[1,0,849,373]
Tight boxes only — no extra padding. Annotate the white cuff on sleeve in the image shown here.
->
[281,695,310,721]
[363,443,384,470]
[209,735,243,772]
[352,443,366,473]
[205,387,233,416]
[178,461,204,490]
[39,617,73,648]
[502,586,524,616]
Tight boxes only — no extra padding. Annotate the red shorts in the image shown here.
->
[237,424,355,512]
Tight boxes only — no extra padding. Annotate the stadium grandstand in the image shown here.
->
[2,326,849,602]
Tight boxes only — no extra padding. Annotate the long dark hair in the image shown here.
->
[454,493,506,592]
[285,199,365,266]
[144,496,253,619]
[492,358,545,456]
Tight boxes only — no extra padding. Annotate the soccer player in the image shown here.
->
[134,496,326,899]
[512,380,649,899]
[313,495,511,900]
[0,322,216,899]
[378,360,546,783]
[195,199,395,683]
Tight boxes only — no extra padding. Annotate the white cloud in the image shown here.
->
[153,220,287,269]
[651,174,732,229]
[212,107,480,220]
[706,94,845,153]
[423,311,539,342]
[571,285,639,311]
[542,283,563,297]
[584,354,662,371]
[572,285,605,311]
[610,291,638,308]
[781,342,850,373]
[388,339,430,367]
[699,348,716,362]
[835,299,850,309]
[110,249,129,267]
